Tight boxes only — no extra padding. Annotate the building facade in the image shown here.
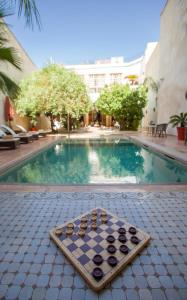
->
[66,56,143,104]
[143,0,187,135]
[65,45,156,126]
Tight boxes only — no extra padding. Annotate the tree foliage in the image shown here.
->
[96,84,147,130]
[2,0,41,29]
[0,6,22,97]
[0,0,41,97]
[14,64,91,128]
[169,112,187,128]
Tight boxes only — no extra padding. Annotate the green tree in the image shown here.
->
[97,84,147,130]
[14,64,91,130]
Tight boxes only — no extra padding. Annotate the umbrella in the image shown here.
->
[4,96,14,122]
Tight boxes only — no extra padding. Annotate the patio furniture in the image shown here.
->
[38,129,52,137]
[0,129,20,149]
[155,123,168,137]
[14,124,39,140]
[0,125,33,144]
[147,124,156,136]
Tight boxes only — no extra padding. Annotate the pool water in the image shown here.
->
[0,139,187,184]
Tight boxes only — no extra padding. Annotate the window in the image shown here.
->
[110,73,122,83]
[89,74,105,87]
[89,88,96,93]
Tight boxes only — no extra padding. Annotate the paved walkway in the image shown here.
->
[0,191,187,300]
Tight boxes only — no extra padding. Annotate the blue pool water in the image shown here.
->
[0,139,187,184]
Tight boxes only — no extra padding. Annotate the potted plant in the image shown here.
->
[30,118,37,131]
[169,112,187,140]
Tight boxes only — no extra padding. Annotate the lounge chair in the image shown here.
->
[13,124,39,140]
[38,129,51,137]
[0,129,20,149]
[15,125,51,137]
[0,125,33,144]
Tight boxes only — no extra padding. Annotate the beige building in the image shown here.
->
[143,0,187,135]
[65,45,156,126]
[66,56,143,103]
[0,24,37,126]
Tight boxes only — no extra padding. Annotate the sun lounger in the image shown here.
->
[38,129,51,137]
[14,125,51,138]
[0,125,33,144]
[0,129,20,149]
[14,125,39,140]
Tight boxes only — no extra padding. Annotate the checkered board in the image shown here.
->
[49,208,150,291]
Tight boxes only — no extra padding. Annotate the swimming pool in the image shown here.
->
[0,138,187,184]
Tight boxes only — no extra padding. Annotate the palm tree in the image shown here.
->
[1,0,41,29]
[169,112,187,128]
[0,6,21,97]
[0,0,41,96]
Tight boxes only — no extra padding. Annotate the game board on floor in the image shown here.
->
[49,207,151,291]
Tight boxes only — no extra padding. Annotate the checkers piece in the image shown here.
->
[55,228,63,236]
[91,210,97,216]
[93,254,103,266]
[67,223,74,229]
[78,229,86,237]
[107,256,118,267]
[66,228,73,236]
[80,223,87,230]
[107,245,116,254]
[91,215,97,222]
[118,227,126,234]
[100,211,107,217]
[101,217,107,224]
[107,235,115,243]
[81,217,87,223]
[129,226,137,235]
[118,234,127,243]
[91,222,97,230]
[92,267,104,281]
[120,245,129,255]
[131,236,140,244]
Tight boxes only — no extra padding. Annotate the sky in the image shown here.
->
[6,0,166,68]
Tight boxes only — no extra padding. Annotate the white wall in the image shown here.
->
[65,57,143,102]
[140,42,158,84]
[142,44,160,127]
[157,0,187,135]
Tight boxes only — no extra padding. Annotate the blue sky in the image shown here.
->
[6,0,166,67]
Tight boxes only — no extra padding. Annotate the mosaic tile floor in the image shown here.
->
[0,191,187,300]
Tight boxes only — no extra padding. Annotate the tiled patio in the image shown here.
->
[0,191,187,300]
[0,129,187,299]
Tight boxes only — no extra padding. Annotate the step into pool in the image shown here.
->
[0,139,187,184]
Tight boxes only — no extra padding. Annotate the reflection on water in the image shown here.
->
[0,140,187,184]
